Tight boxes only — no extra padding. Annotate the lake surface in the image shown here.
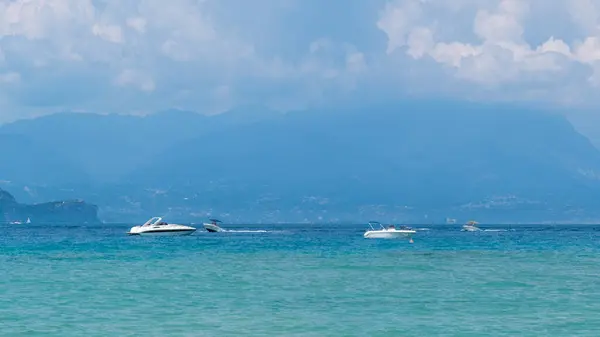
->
[1,223,599,336]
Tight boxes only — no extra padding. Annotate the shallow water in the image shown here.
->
[1,223,599,336]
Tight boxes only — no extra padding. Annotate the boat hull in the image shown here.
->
[461,226,481,232]
[134,229,196,236]
[363,230,415,239]
[128,225,196,236]
[203,223,225,232]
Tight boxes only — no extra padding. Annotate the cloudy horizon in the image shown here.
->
[1,0,600,123]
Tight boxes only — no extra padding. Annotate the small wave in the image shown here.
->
[415,228,430,231]
[223,230,270,233]
[483,229,508,232]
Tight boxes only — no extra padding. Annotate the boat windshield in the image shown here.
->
[367,221,386,231]
[143,217,163,226]
[368,221,380,230]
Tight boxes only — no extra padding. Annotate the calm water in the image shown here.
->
[1,223,600,336]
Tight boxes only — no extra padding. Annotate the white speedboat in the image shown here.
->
[462,221,481,232]
[128,217,196,236]
[9,217,30,225]
[203,219,225,232]
[363,221,416,239]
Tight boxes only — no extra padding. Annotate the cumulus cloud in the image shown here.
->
[114,69,155,92]
[2,0,600,122]
[0,0,372,122]
[376,0,600,100]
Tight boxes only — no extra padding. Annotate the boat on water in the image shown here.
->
[363,221,416,239]
[203,219,225,232]
[127,217,196,236]
[9,217,29,225]
[462,220,482,232]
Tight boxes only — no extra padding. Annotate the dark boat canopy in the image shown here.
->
[209,219,222,223]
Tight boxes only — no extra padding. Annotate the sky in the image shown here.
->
[1,0,600,123]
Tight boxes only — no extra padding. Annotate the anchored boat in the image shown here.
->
[363,221,416,239]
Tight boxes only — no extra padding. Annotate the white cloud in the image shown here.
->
[92,24,123,44]
[346,52,367,74]
[473,0,528,44]
[115,69,155,92]
[0,0,96,39]
[0,0,372,122]
[126,17,147,34]
[377,0,423,54]
[376,0,600,103]
[3,0,600,122]
[567,0,600,35]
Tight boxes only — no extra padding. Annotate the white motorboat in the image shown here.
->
[462,220,481,232]
[363,221,416,239]
[128,217,196,236]
[203,219,225,232]
[9,218,30,225]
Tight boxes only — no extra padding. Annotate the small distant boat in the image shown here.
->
[9,217,31,225]
[363,221,416,239]
[203,219,225,232]
[462,220,481,232]
[127,217,196,236]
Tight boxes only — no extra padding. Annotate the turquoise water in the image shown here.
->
[1,224,600,336]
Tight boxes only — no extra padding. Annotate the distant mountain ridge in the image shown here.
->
[0,188,99,223]
[0,107,282,182]
[2,101,600,223]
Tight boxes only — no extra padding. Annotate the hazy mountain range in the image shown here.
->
[2,100,600,223]
[0,188,99,224]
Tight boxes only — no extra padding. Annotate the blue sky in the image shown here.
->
[1,0,600,123]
